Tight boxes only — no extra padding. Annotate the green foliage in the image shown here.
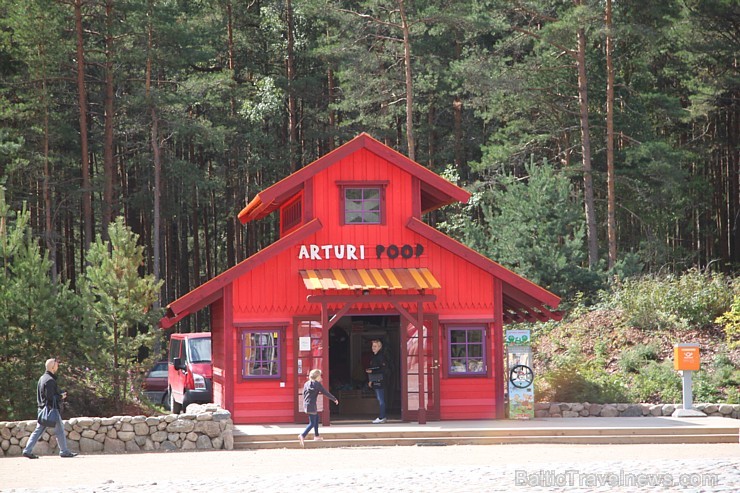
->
[83,217,163,412]
[536,341,630,404]
[538,362,630,404]
[629,361,682,403]
[693,353,740,404]
[618,343,661,373]
[605,269,736,330]
[445,159,602,298]
[537,287,739,406]
[0,0,737,419]
[0,189,90,420]
[715,295,740,349]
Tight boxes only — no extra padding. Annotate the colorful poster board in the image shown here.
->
[505,329,531,346]
[507,329,534,419]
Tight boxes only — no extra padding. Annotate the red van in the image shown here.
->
[168,332,212,413]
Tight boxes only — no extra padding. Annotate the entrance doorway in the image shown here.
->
[329,315,401,420]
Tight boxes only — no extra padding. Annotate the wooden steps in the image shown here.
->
[233,423,738,449]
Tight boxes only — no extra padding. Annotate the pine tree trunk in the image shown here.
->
[191,148,201,285]
[227,1,235,115]
[729,95,739,266]
[453,96,463,173]
[605,0,617,269]
[398,0,415,161]
[146,2,162,312]
[576,27,599,269]
[328,64,336,150]
[453,41,465,179]
[102,0,116,236]
[205,160,214,279]
[113,318,120,407]
[286,0,299,171]
[427,103,435,168]
[41,58,56,283]
[74,0,92,252]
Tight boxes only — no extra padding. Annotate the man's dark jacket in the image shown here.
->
[36,371,63,410]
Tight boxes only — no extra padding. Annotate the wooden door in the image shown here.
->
[294,319,324,422]
[401,316,440,422]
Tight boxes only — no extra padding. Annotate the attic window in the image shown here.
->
[280,194,302,235]
[339,181,388,225]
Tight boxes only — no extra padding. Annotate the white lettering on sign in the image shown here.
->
[347,245,357,260]
[298,244,366,260]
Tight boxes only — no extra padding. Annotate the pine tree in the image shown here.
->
[0,188,87,420]
[458,159,601,297]
[83,217,163,411]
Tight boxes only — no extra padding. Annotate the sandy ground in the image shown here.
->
[1,443,738,492]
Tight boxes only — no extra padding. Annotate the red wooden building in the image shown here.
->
[160,133,561,425]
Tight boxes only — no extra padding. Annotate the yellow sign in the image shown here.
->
[674,345,700,371]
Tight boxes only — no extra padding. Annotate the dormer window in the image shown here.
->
[338,181,388,225]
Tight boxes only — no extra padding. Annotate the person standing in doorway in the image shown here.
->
[366,339,389,424]
[299,369,338,447]
[23,358,78,458]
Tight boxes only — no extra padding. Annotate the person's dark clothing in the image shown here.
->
[37,371,63,410]
[369,347,392,420]
[302,380,337,414]
[368,349,390,387]
[24,369,72,457]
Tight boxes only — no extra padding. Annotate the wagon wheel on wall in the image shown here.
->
[509,364,534,389]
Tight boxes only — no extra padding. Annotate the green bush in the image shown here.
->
[693,372,723,403]
[618,343,661,373]
[538,365,599,402]
[716,295,740,349]
[538,362,629,403]
[607,269,736,330]
[692,353,740,404]
[629,361,682,403]
[724,387,740,404]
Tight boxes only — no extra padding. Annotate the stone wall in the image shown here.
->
[535,402,740,419]
[0,404,233,458]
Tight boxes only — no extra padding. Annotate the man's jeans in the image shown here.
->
[23,409,69,456]
[374,387,386,419]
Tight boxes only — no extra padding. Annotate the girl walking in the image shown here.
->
[299,369,338,446]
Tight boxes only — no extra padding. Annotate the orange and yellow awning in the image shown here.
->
[299,268,440,292]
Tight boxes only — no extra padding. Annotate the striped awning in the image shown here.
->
[299,268,441,291]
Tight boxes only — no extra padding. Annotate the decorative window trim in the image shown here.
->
[280,193,303,236]
[239,326,285,380]
[337,181,388,226]
[445,324,488,377]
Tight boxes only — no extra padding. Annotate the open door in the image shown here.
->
[294,319,324,423]
[401,316,440,422]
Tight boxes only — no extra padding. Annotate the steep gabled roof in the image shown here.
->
[407,218,562,323]
[159,218,322,329]
[160,134,560,329]
[238,133,471,224]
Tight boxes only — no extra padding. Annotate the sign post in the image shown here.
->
[671,343,706,417]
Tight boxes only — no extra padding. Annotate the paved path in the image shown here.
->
[1,443,738,492]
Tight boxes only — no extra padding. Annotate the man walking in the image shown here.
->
[22,358,78,458]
